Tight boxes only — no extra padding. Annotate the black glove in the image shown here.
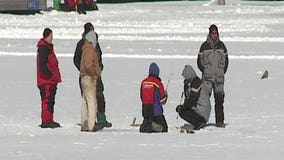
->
[160,91,168,105]
[176,105,183,113]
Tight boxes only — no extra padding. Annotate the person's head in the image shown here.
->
[182,65,197,83]
[209,24,219,42]
[85,30,97,48]
[149,62,160,77]
[43,28,53,44]
[84,22,94,35]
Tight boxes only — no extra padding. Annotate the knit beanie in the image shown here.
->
[43,28,52,38]
[209,24,218,35]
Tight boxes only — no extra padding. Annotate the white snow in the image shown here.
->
[0,0,284,159]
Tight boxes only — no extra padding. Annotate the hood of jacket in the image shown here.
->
[206,34,220,49]
[182,65,197,83]
[149,62,160,77]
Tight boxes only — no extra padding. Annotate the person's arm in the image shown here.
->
[176,88,199,113]
[159,81,168,105]
[197,54,204,72]
[38,46,52,78]
[96,42,104,70]
[197,42,207,72]
[223,43,229,74]
[73,40,84,71]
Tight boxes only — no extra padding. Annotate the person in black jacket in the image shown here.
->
[197,24,228,128]
[73,22,112,128]
[176,65,211,130]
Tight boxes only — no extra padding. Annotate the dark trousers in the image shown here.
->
[140,115,168,133]
[38,85,57,123]
[179,108,206,129]
[153,115,168,132]
[140,103,168,133]
[214,93,225,124]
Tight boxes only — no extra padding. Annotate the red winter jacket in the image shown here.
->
[36,39,62,86]
[140,75,167,116]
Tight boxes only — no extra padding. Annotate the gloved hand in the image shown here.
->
[160,91,168,105]
[176,105,183,113]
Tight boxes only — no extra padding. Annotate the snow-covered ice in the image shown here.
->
[0,0,284,159]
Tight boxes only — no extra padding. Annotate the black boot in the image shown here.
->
[40,121,60,128]
[139,118,147,133]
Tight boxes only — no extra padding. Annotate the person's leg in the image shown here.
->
[141,104,154,133]
[86,78,98,131]
[81,95,88,131]
[48,85,60,127]
[80,77,89,131]
[81,76,100,131]
[145,117,153,133]
[179,109,206,130]
[39,85,52,124]
[96,76,112,127]
[139,118,147,133]
[214,83,225,127]
[76,2,86,14]
[214,93,225,127]
[153,115,168,132]
[39,85,59,128]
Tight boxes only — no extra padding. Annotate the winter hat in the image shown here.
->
[209,24,218,35]
[43,28,52,38]
[149,62,160,77]
[182,65,197,83]
[85,30,97,48]
[84,22,94,34]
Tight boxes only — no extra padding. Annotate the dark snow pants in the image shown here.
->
[38,85,57,123]
[140,115,168,133]
[140,102,168,133]
[214,93,224,124]
[207,81,225,124]
[179,108,206,129]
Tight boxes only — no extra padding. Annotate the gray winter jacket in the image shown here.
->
[182,65,211,122]
[197,36,228,84]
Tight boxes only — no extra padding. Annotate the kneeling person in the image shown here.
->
[140,63,168,133]
[176,65,211,130]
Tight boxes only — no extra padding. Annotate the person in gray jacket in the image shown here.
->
[176,65,211,130]
[197,24,229,128]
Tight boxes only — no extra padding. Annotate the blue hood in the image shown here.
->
[149,62,160,77]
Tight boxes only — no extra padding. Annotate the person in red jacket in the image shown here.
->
[62,0,98,14]
[36,28,62,128]
[140,62,168,133]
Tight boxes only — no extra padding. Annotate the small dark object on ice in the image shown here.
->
[261,70,268,79]
[130,117,141,127]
